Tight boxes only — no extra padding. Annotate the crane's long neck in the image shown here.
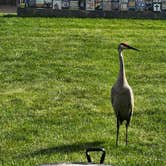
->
[118,50,127,85]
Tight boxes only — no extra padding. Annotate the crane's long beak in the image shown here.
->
[127,45,140,51]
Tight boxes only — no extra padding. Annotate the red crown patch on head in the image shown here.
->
[121,43,129,47]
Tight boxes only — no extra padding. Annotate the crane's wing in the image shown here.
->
[111,85,134,116]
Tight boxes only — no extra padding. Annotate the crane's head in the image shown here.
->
[118,43,139,52]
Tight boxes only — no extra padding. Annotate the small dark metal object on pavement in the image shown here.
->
[86,148,106,164]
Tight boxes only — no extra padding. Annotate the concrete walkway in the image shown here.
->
[0,5,17,13]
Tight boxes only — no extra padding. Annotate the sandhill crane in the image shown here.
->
[111,43,139,146]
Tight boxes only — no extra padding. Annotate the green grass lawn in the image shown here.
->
[0,16,165,166]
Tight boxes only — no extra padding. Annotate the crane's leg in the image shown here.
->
[126,123,129,146]
[116,118,120,147]
[126,112,132,145]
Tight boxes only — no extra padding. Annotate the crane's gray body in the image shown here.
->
[111,43,137,146]
[111,80,134,125]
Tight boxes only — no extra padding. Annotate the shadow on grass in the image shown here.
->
[20,141,104,158]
